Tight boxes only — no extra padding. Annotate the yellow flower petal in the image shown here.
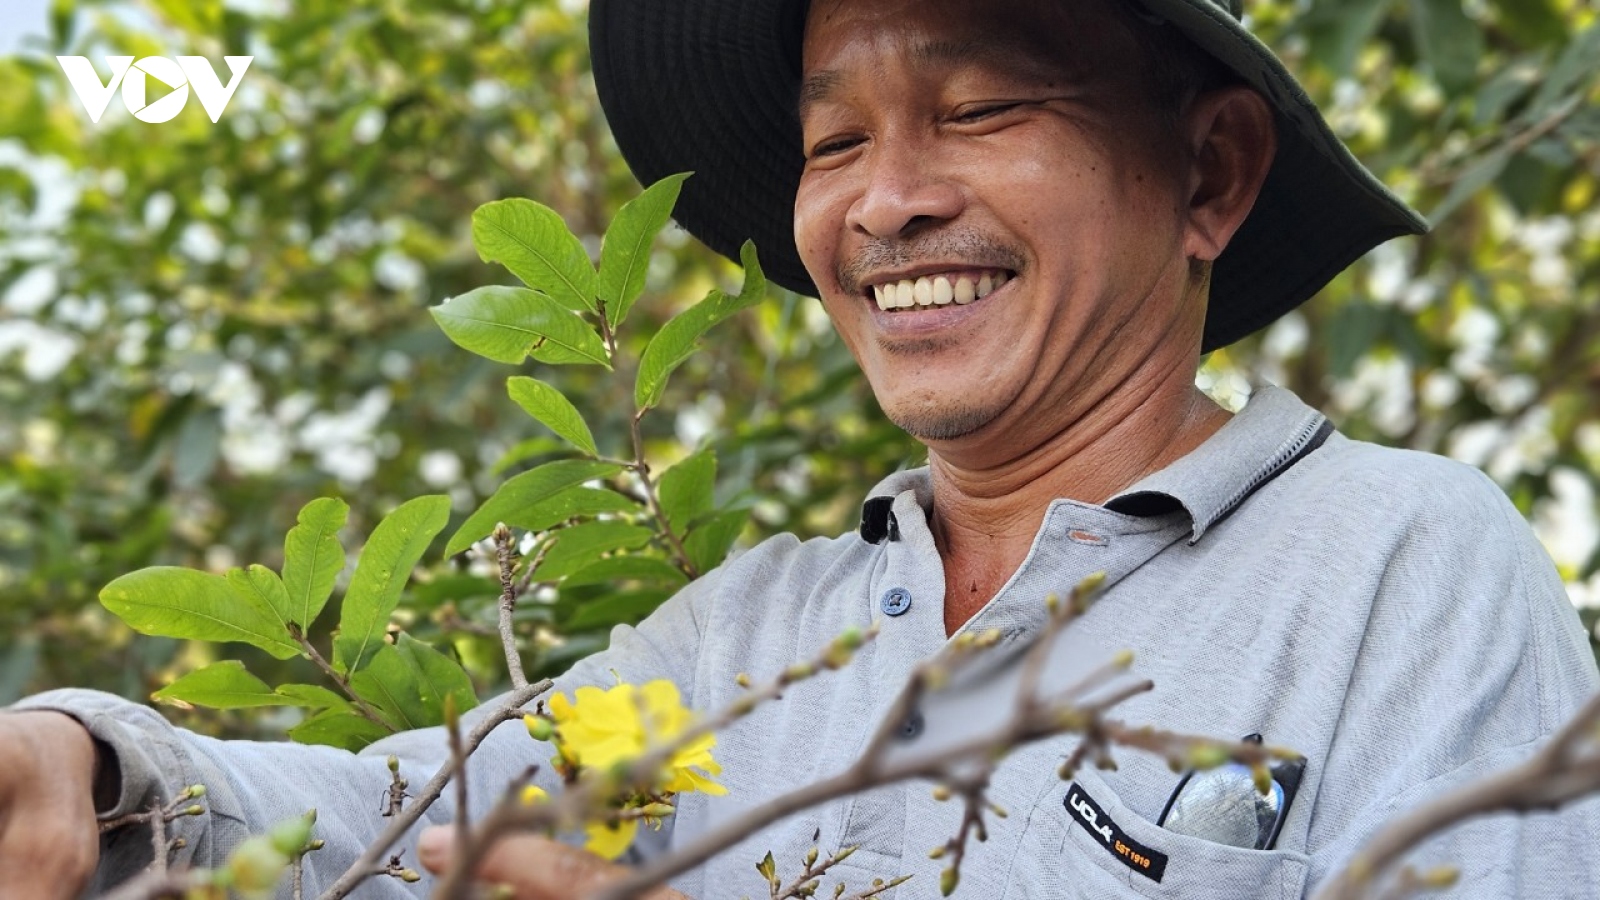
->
[519,784,548,806]
[584,817,638,861]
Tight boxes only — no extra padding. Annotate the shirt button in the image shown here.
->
[896,709,925,741]
[880,587,912,616]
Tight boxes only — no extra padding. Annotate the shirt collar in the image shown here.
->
[858,386,1332,545]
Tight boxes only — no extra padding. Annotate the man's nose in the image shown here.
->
[844,140,964,240]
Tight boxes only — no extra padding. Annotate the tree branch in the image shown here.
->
[316,680,551,900]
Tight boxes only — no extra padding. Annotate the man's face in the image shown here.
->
[794,0,1206,448]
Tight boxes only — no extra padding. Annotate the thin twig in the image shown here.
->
[493,523,529,691]
[447,699,471,875]
[510,533,559,616]
[433,628,880,900]
[316,680,552,900]
[288,624,392,730]
[584,577,1278,900]
[630,410,697,579]
[95,868,200,900]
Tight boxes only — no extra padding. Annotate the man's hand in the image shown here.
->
[0,711,102,900]
[418,826,689,900]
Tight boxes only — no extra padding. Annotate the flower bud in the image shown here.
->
[226,836,288,897]
[940,867,960,896]
[523,714,554,741]
[1419,866,1460,888]
[268,816,316,856]
[1186,743,1230,771]
[400,869,422,883]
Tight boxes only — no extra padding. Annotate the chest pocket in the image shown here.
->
[1003,766,1310,899]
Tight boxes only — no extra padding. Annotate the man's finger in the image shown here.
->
[418,827,685,900]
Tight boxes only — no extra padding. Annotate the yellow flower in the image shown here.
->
[546,680,726,796]
[583,818,638,860]
[519,784,548,806]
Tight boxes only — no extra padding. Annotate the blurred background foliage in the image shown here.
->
[0,0,1596,735]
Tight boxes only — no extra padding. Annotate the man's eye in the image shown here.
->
[809,136,863,158]
[952,103,1020,123]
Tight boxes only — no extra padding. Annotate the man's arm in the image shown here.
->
[2,565,714,897]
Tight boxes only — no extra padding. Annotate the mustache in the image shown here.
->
[837,233,1025,294]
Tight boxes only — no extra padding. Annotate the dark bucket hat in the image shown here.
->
[589,0,1429,352]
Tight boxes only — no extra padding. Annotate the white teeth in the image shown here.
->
[871,271,1008,310]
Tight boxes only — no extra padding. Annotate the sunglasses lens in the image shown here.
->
[1161,763,1283,850]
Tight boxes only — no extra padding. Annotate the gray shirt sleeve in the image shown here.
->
[7,567,714,898]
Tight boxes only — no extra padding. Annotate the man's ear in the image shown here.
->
[1180,85,1277,263]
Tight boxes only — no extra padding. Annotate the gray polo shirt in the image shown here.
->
[18,386,1600,898]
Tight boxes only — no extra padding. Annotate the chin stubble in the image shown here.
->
[886,397,1008,441]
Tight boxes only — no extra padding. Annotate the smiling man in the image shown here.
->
[5,0,1599,898]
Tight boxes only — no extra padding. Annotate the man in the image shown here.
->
[3,0,1597,897]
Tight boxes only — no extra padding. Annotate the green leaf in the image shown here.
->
[226,565,294,636]
[445,460,624,556]
[509,486,642,532]
[334,495,452,674]
[273,684,351,711]
[100,567,300,659]
[1429,143,1514,224]
[1491,0,1565,48]
[1410,0,1483,93]
[634,241,766,410]
[564,589,674,632]
[281,497,348,632]
[533,521,656,582]
[1528,24,1600,114]
[507,376,599,456]
[1303,0,1394,77]
[599,172,691,329]
[1473,58,1541,128]
[562,556,689,590]
[173,410,221,489]
[430,286,609,367]
[394,633,478,721]
[471,198,598,313]
[288,709,392,751]
[658,449,716,531]
[348,644,427,730]
[152,661,299,710]
[684,508,750,574]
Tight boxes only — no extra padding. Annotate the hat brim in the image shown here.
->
[590,0,1428,352]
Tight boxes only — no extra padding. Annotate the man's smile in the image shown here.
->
[866,268,1014,311]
